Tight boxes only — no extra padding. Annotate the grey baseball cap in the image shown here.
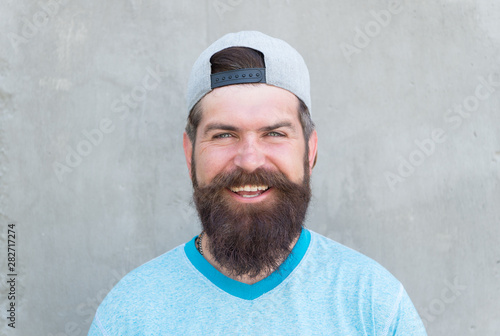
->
[186,31,311,114]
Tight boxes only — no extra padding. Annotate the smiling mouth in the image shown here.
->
[229,185,270,198]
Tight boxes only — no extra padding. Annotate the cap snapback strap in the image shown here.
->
[211,68,266,89]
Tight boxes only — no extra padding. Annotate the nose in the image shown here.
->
[233,136,265,173]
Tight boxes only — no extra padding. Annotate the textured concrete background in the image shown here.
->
[1,0,499,335]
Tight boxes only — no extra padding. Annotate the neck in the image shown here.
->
[200,233,300,285]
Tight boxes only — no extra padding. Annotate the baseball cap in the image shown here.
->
[186,31,311,114]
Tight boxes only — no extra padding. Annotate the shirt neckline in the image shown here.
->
[184,228,311,300]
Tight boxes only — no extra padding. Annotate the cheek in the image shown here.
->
[195,147,235,181]
[268,147,306,181]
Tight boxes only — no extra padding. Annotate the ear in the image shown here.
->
[183,132,193,178]
[307,130,318,174]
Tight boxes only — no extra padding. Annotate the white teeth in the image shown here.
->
[230,185,269,192]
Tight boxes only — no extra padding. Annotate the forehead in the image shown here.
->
[198,84,301,128]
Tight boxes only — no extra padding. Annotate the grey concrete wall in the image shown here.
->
[0,0,499,335]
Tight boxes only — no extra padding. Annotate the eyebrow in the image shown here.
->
[203,122,295,136]
[203,123,240,136]
[258,122,295,132]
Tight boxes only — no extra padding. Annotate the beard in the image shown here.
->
[191,159,311,278]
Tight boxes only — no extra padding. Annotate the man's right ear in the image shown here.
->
[183,132,193,178]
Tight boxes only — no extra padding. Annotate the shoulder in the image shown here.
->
[306,229,387,266]
[304,229,402,292]
[300,230,427,334]
[96,243,192,312]
[123,244,189,281]
[89,242,199,334]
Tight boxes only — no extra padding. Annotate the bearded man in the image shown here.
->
[88,31,427,335]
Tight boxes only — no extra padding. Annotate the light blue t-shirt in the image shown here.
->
[88,229,427,335]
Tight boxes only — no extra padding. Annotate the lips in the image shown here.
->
[229,185,270,198]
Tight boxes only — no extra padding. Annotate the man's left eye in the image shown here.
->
[267,131,284,137]
[214,133,232,139]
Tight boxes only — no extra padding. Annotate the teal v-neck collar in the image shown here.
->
[184,228,311,300]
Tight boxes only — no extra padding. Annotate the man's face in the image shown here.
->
[185,84,317,189]
[183,84,317,277]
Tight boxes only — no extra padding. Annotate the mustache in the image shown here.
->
[195,167,301,192]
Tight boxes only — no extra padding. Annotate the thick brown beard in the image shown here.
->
[192,163,311,278]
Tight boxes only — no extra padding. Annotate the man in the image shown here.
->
[88,31,427,335]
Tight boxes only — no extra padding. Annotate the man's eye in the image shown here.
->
[267,131,284,137]
[214,133,232,139]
